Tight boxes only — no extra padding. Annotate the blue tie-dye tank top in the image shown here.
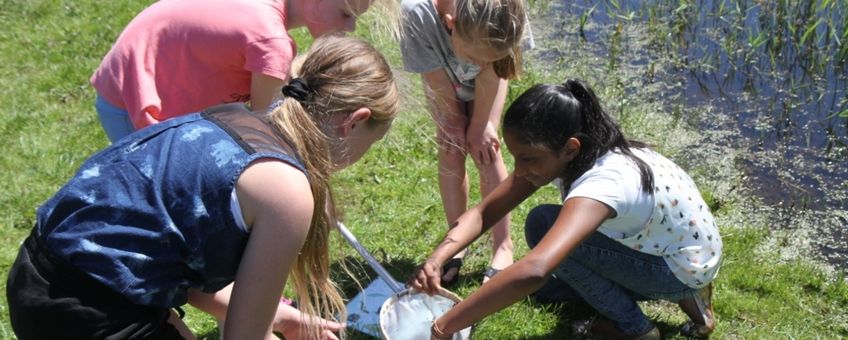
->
[35,104,305,307]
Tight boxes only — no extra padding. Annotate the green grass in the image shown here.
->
[1,0,847,339]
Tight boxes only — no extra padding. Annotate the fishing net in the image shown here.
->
[379,288,472,340]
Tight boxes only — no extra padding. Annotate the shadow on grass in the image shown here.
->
[196,328,219,340]
[196,258,691,340]
[511,300,681,339]
[466,267,686,339]
[514,298,594,340]
[331,255,420,340]
[331,255,420,298]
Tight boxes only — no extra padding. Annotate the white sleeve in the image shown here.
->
[565,155,643,219]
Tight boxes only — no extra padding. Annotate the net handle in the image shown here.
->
[337,221,405,293]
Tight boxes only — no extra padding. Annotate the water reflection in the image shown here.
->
[534,0,846,268]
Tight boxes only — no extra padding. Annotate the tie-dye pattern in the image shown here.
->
[35,112,305,307]
[139,155,155,178]
[81,165,100,179]
[192,196,208,219]
[210,140,241,168]
[80,190,97,204]
[180,126,214,142]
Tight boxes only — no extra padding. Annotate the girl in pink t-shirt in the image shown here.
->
[91,0,375,142]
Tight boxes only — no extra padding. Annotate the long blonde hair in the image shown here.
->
[453,0,527,79]
[267,35,399,338]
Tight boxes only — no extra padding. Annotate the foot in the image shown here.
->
[440,257,463,286]
[572,316,660,340]
[484,243,514,283]
[678,284,715,338]
[482,267,502,282]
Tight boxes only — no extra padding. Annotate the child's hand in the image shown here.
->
[272,303,343,340]
[409,260,443,296]
[467,121,500,165]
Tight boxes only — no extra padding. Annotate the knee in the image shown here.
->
[438,147,467,164]
[524,204,562,248]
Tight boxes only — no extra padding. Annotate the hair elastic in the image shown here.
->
[565,80,591,106]
[282,78,314,102]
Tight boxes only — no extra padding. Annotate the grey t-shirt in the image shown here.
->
[400,0,534,102]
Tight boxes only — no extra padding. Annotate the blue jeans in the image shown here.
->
[525,204,697,334]
[95,94,135,143]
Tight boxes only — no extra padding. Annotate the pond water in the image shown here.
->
[533,0,847,269]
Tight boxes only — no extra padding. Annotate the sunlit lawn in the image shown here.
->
[0,1,845,339]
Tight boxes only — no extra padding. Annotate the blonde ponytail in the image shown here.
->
[267,35,399,339]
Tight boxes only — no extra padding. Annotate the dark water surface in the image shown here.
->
[534,0,847,269]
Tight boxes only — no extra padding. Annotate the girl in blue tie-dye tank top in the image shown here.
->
[7,35,399,340]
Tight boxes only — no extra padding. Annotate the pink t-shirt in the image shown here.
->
[91,0,295,129]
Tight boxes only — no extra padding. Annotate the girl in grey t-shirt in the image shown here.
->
[400,0,533,286]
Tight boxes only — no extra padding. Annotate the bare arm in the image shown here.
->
[188,286,341,340]
[467,64,508,165]
[224,159,313,339]
[250,72,288,111]
[434,197,615,335]
[187,286,276,340]
[187,285,232,321]
[410,174,538,293]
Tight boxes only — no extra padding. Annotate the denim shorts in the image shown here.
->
[95,94,135,143]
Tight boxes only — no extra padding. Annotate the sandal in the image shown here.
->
[572,316,660,340]
[440,257,463,286]
[679,283,715,338]
[483,267,501,281]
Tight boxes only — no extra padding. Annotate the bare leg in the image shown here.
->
[438,145,469,282]
[475,142,514,283]
[677,284,715,337]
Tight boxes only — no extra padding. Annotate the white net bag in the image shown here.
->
[379,288,472,340]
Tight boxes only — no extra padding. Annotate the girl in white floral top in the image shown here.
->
[411,79,720,340]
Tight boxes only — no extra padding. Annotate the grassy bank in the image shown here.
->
[0,0,845,339]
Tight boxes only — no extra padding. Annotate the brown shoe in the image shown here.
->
[678,283,715,338]
[572,316,661,340]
